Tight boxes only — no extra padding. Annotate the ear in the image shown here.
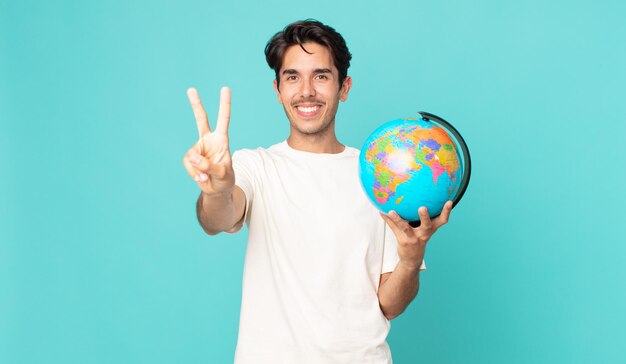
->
[273,79,283,104]
[339,76,352,102]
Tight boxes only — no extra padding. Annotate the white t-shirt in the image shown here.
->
[231,141,424,364]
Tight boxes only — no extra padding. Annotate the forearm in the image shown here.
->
[377,262,421,320]
[196,189,241,235]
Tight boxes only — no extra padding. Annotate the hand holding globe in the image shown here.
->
[380,201,453,271]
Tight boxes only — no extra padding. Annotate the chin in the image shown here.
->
[293,121,332,136]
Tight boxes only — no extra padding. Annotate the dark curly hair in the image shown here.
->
[265,19,352,89]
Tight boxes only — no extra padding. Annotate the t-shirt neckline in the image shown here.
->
[275,140,355,159]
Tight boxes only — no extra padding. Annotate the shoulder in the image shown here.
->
[232,148,262,159]
[232,142,286,168]
[232,143,279,159]
[343,145,360,157]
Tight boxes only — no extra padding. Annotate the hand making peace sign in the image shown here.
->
[182,87,235,195]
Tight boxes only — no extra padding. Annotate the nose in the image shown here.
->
[300,78,316,98]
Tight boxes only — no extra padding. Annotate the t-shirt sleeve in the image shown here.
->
[227,149,258,233]
[381,223,426,273]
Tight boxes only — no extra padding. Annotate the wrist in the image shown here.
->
[198,188,235,213]
[398,259,423,273]
[201,187,233,199]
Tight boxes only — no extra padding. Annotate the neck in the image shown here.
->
[286,130,345,154]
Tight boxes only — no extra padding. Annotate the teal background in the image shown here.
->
[2,0,625,363]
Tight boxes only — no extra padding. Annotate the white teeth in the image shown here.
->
[297,106,320,113]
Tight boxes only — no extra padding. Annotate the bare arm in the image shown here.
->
[378,202,453,320]
[377,265,420,320]
[196,186,246,235]
[183,87,246,234]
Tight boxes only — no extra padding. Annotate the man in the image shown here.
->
[182,20,453,364]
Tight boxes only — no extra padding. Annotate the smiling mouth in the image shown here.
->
[293,103,324,118]
[296,105,321,113]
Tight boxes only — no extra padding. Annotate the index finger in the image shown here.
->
[389,210,415,237]
[214,87,231,134]
[187,87,211,137]
[380,212,404,239]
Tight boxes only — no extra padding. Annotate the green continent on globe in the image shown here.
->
[365,122,460,205]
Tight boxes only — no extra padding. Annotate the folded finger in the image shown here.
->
[183,153,208,182]
[188,149,211,172]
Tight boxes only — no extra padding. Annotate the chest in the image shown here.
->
[261,157,375,223]
[251,156,386,278]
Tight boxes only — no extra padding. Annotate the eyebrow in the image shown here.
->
[313,68,332,74]
[281,68,333,76]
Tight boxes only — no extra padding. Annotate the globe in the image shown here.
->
[359,112,471,225]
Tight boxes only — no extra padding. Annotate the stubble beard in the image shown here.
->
[284,101,339,138]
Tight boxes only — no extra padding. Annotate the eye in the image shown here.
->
[286,75,297,81]
[315,74,328,80]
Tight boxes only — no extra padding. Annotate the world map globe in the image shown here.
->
[359,112,471,225]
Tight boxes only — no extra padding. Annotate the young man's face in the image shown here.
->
[274,42,352,137]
